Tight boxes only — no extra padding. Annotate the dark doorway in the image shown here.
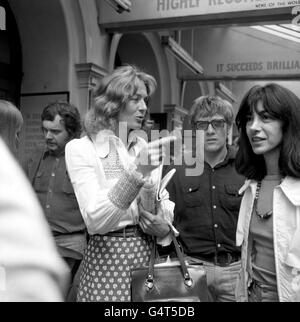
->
[0,0,22,105]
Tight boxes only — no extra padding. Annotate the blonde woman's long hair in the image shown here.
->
[0,100,23,156]
[84,65,157,136]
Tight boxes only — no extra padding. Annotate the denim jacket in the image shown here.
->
[236,177,300,302]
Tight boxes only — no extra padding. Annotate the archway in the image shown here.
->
[9,0,69,95]
[110,32,173,130]
[8,0,70,161]
[114,33,162,112]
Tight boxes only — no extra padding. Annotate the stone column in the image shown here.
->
[164,104,188,131]
[75,63,107,115]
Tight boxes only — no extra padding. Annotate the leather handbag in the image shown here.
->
[131,230,210,302]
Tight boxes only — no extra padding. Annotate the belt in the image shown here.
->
[105,225,145,238]
[194,252,241,267]
[52,230,86,237]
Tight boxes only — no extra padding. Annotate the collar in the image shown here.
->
[43,149,65,160]
[239,176,300,206]
[227,145,237,161]
[238,179,256,196]
[91,129,143,159]
[280,177,300,206]
[209,145,236,169]
[127,131,139,148]
[91,130,118,159]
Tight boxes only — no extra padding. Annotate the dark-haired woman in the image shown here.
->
[235,83,300,302]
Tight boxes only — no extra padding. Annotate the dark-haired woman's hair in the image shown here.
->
[235,83,300,180]
[41,101,82,139]
[84,65,157,135]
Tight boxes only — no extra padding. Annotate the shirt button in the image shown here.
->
[214,224,218,228]
[213,205,217,209]
[51,173,55,177]
[46,205,50,209]
[48,189,52,193]
[217,244,221,248]
[212,186,216,190]
[189,188,192,192]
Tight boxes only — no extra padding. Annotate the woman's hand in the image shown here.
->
[134,136,176,178]
[138,203,170,238]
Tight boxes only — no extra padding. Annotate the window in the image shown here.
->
[251,24,300,44]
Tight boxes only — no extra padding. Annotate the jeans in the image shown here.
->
[248,280,279,302]
[64,257,82,302]
[186,256,241,302]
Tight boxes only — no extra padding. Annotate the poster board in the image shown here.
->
[19,92,69,163]
[179,26,300,79]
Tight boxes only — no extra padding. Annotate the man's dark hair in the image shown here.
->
[41,101,82,139]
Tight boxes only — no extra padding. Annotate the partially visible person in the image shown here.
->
[23,101,86,301]
[235,83,300,302]
[166,95,245,302]
[0,99,23,159]
[0,136,68,302]
[65,65,175,302]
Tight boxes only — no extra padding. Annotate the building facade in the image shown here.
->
[1,0,299,160]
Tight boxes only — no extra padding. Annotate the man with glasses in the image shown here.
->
[165,96,245,302]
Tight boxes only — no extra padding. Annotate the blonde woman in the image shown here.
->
[66,65,175,302]
[0,100,23,158]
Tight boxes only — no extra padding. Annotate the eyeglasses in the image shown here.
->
[195,119,226,131]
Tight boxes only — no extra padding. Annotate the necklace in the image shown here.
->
[253,181,273,220]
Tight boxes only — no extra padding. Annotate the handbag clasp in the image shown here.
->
[145,274,154,290]
[184,276,193,287]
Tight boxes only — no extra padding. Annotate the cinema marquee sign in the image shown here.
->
[156,0,298,13]
[99,0,300,31]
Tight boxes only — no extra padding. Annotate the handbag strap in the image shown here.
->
[145,229,193,289]
[145,237,156,289]
[169,229,193,287]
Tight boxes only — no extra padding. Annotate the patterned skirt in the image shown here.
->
[77,234,152,302]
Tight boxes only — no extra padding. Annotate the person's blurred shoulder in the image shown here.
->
[0,138,68,301]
